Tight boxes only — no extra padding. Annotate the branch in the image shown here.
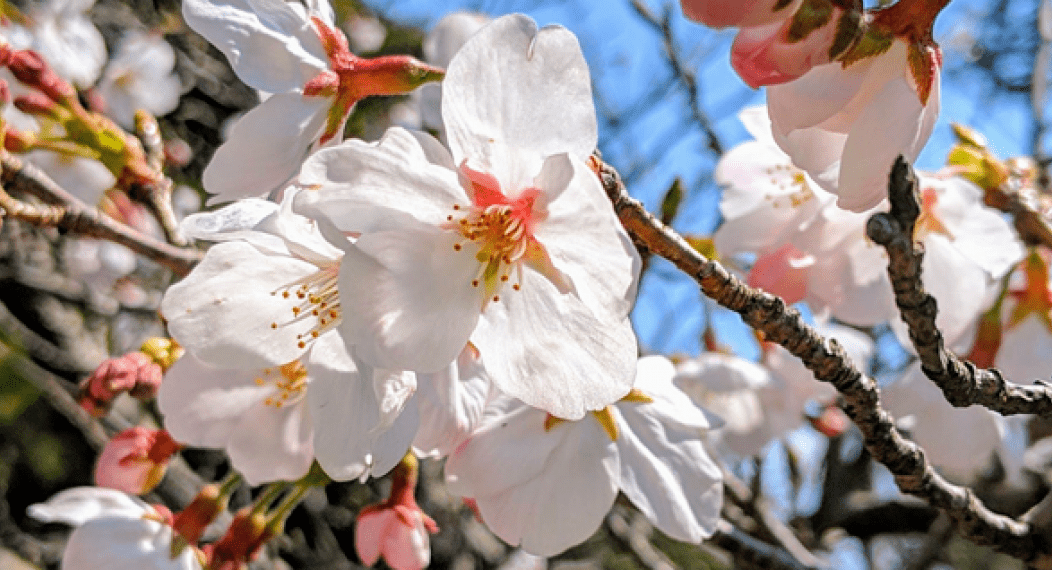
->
[866,157,1052,416]
[710,520,817,570]
[594,157,1050,565]
[127,111,188,247]
[0,151,201,276]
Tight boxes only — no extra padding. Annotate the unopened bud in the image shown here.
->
[207,508,270,567]
[94,427,182,495]
[79,352,166,416]
[140,337,184,372]
[7,49,75,103]
[13,92,59,118]
[353,55,445,97]
[172,483,227,547]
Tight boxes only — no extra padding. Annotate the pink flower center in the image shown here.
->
[445,164,566,306]
[269,261,342,350]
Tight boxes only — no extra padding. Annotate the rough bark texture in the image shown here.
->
[866,157,1052,416]
[595,156,1052,566]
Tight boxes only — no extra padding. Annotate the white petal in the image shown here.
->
[158,355,273,448]
[295,128,466,232]
[203,93,329,204]
[445,403,618,556]
[442,14,597,190]
[473,266,637,420]
[835,76,931,212]
[617,358,722,543]
[308,334,419,481]
[64,517,201,570]
[182,0,327,92]
[160,241,322,368]
[533,155,640,317]
[413,347,493,458]
[27,487,149,526]
[226,393,315,485]
[337,224,482,374]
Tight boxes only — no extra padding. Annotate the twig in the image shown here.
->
[595,157,1050,566]
[128,112,187,247]
[710,519,816,570]
[0,151,200,276]
[604,506,676,570]
[866,157,1052,416]
[628,0,724,156]
[721,466,824,568]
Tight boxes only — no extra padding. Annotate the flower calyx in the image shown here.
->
[305,17,445,144]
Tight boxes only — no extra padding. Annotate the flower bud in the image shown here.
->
[7,49,76,104]
[172,483,227,547]
[79,352,165,415]
[206,507,271,568]
[94,427,181,495]
[355,456,438,570]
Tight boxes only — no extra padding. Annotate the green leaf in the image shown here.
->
[659,178,683,226]
[828,8,863,60]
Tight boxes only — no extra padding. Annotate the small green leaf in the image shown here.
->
[659,178,683,226]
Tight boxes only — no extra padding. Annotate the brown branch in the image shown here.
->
[0,151,200,276]
[127,111,187,247]
[866,157,1052,416]
[595,157,1050,565]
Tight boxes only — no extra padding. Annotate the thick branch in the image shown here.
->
[0,151,200,276]
[596,158,1049,565]
[866,157,1052,416]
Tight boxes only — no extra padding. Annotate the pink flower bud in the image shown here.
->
[355,457,437,570]
[7,49,76,103]
[94,427,182,495]
[79,352,165,416]
[14,92,60,118]
[681,0,802,29]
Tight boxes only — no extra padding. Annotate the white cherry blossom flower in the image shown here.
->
[412,345,493,459]
[767,39,940,212]
[95,30,182,129]
[160,196,418,483]
[182,0,442,203]
[28,487,202,570]
[444,356,722,556]
[294,14,640,420]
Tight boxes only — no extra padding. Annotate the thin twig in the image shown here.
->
[628,0,724,156]
[0,151,200,276]
[866,157,1052,416]
[595,157,1050,566]
[710,519,816,570]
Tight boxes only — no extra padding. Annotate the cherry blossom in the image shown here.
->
[444,356,722,556]
[28,487,202,570]
[767,38,940,212]
[731,0,862,88]
[182,0,443,203]
[673,351,776,456]
[412,345,493,459]
[294,14,640,420]
[95,30,181,129]
[418,12,490,134]
[159,196,419,483]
